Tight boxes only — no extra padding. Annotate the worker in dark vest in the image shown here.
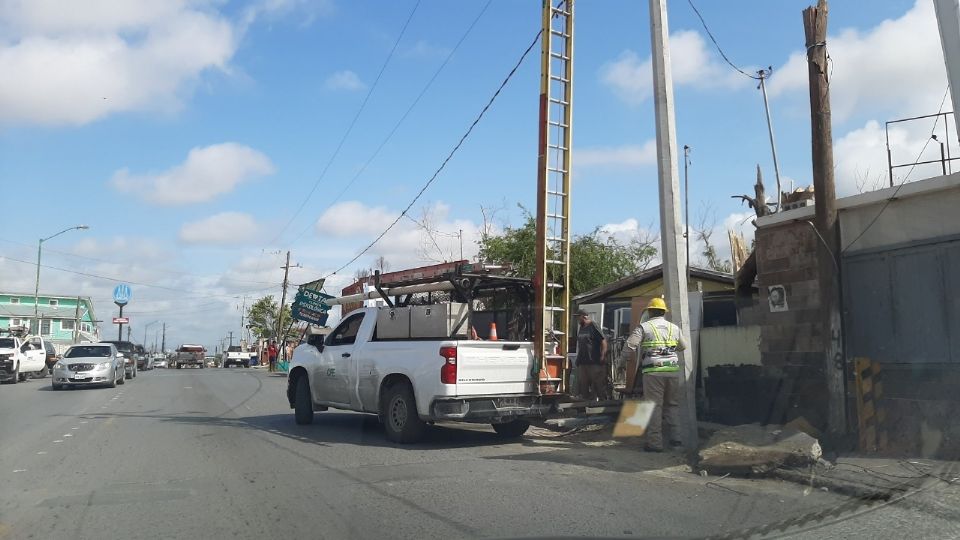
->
[574,309,609,401]
[621,297,688,452]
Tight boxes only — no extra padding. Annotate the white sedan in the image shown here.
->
[53,344,125,390]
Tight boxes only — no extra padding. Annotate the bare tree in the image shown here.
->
[854,167,887,194]
[694,203,732,274]
[374,255,390,273]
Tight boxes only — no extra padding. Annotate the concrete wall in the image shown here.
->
[754,220,830,428]
[700,325,761,376]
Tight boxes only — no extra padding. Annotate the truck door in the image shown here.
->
[319,312,365,406]
[20,338,44,372]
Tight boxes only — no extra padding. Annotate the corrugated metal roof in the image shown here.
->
[0,305,81,318]
[572,264,734,304]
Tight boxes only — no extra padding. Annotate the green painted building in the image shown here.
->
[0,293,100,352]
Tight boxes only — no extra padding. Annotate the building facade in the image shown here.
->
[0,293,100,352]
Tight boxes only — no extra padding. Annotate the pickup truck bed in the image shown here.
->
[287,306,547,443]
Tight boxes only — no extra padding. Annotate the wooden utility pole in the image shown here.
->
[73,296,81,343]
[227,331,234,348]
[804,0,846,436]
[649,0,697,452]
[277,251,292,341]
[161,322,166,354]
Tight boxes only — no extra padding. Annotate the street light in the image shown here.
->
[143,320,159,349]
[34,225,90,333]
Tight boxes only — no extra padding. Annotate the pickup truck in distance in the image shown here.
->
[222,346,251,368]
[175,345,206,369]
[287,305,546,443]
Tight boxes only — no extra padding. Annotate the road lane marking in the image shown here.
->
[184,387,192,389]
[12,470,25,473]
[71,427,79,430]
[80,421,88,424]
[53,440,63,443]
[36,451,47,455]
[63,434,72,437]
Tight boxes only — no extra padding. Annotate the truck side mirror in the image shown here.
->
[307,334,324,351]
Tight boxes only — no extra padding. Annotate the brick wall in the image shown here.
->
[755,220,830,428]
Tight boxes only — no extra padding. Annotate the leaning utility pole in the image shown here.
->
[804,0,845,436]
[649,0,697,451]
[277,251,292,341]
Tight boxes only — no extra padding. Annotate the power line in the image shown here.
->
[842,86,951,253]
[320,27,543,280]
[687,0,760,80]
[0,237,279,286]
[285,0,494,247]
[270,0,423,244]
[0,255,279,300]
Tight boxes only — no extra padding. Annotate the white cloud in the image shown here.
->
[241,0,335,26]
[110,143,275,205]
[578,141,657,170]
[599,30,749,106]
[0,0,238,126]
[314,200,483,271]
[768,0,946,123]
[324,70,366,91]
[315,201,397,237]
[179,212,261,245]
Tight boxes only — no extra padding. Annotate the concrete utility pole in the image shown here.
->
[161,323,166,353]
[934,0,960,144]
[648,0,697,451]
[804,0,846,436]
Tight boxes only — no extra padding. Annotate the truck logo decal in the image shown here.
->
[326,368,336,377]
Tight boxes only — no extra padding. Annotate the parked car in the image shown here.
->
[100,340,138,379]
[16,336,53,380]
[52,343,125,390]
[153,354,168,369]
[287,305,544,443]
[221,346,252,368]
[0,336,26,384]
[135,345,149,371]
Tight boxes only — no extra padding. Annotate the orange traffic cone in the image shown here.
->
[488,322,499,341]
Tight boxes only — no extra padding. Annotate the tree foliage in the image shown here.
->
[478,214,658,297]
[246,295,296,341]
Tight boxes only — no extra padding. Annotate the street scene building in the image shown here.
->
[0,293,100,352]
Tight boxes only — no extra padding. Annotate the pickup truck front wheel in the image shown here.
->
[294,376,314,425]
[382,384,426,444]
[492,419,530,439]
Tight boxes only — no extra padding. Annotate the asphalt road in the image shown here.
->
[0,368,955,540]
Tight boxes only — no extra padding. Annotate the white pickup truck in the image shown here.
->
[221,346,252,368]
[287,306,548,443]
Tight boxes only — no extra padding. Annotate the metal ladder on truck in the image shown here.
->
[535,0,574,394]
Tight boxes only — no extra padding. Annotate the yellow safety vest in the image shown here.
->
[639,319,680,374]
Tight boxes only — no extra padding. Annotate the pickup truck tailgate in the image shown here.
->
[454,341,536,396]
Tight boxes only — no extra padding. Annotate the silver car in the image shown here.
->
[52,344,125,390]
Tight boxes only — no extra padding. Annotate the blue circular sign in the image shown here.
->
[113,284,132,306]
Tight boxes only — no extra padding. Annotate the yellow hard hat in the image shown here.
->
[646,297,668,312]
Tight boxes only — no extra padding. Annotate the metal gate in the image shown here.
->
[843,237,960,364]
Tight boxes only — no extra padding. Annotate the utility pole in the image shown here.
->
[683,145,691,278]
[804,0,845,437]
[239,296,247,345]
[161,322,166,354]
[649,0,697,452]
[227,331,234,348]
[74,296,81,343]
[127,326,131,342]
[277,251,293,341]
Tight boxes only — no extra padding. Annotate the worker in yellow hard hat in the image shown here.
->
[620,296,688,452]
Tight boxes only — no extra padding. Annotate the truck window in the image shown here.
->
[328,313,365,346]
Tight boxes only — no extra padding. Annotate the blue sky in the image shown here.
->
[0,0,950,349]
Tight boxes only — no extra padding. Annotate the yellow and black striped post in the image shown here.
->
[854,357,888,453]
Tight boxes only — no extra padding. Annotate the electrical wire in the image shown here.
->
[842,86,951,253]
[269,0,422,244]
[0,255,279,300]
[284,0,494,246]
[0,237,280,287]
[687,0,760,80]
[319,27,543,280]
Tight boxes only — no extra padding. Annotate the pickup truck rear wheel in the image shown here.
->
[492,419,530,438]
[382,384,426,444]
[294,376,314,425]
